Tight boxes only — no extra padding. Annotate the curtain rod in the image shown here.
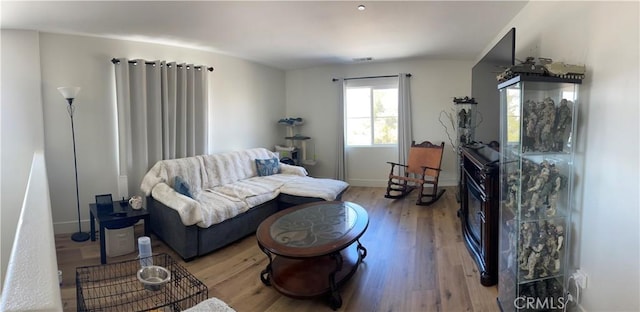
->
[332,74,411,82]
[111,58,214,72]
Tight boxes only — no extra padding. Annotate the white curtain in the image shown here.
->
[114,58,208,197]
[398,73,413,165]
[335,79,347,181]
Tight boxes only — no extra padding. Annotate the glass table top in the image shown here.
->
[269,202,358,248]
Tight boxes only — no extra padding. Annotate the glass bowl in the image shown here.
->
[137,265,171,291]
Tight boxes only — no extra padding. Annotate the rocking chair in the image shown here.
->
[385,141,446,206]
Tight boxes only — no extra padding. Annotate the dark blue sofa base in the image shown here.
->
[147,189,346,261]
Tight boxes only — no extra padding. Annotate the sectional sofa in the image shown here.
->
[140,147,348,261]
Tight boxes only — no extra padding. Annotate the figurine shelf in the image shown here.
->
[453,96,479,146]
[497,75,581,311]
[440,96,482,202]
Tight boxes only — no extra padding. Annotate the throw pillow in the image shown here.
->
[174,176,193,198]
[255,157,281,176]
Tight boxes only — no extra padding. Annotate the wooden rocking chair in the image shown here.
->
[385,141,446,206]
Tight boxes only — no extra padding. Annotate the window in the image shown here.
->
[506,86,521,143]
[345,78,398,146]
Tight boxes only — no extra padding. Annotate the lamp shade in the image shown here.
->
[57,87,81,100]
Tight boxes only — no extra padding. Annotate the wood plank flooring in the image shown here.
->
[55,186,499,312]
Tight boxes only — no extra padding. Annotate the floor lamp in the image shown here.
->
[58,87,90,242]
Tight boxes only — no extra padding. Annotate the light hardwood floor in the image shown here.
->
[55,186,499,311]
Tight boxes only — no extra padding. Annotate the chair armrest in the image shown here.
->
[387,161,408,168]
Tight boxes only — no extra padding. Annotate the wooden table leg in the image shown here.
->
[357,240,367,260]
[328,252,344,310]
[259,244,273,286]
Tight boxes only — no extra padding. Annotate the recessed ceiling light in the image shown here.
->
[357,4,366,11]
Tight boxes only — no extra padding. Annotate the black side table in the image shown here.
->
[89,201,150,264]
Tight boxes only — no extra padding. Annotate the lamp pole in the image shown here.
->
[58,87,90,242]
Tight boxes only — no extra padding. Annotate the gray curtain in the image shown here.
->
[398,73,413,165]
[114,58,208,197]
[335,78,347,181]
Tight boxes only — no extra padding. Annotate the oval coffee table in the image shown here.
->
[256,201,368,310]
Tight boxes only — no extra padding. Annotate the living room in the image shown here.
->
[1,1,638,311]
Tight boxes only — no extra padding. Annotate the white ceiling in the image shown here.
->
[1,1,527,70]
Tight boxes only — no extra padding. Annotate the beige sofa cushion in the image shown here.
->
[211,176,282,199]
[200,148,277,188]
[279,176,349,201]
[195,191,249,228]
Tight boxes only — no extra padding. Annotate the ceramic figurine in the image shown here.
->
[129,195,143,209]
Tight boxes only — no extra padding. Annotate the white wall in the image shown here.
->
[33,33,285,234]
[0,30,45,289]
[491,1,639,310]
[285,58,473,186]
[0,153,62,311]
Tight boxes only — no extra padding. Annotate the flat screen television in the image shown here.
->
[471,27,515,143]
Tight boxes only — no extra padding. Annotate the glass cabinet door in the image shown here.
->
[498,76,580,311]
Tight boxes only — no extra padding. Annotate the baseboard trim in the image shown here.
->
[54,219,142,235]
[53,219,91,235]
[347,178,457,188]
[346,179,388,187]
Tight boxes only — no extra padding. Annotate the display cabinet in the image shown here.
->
[497,75,581,311]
